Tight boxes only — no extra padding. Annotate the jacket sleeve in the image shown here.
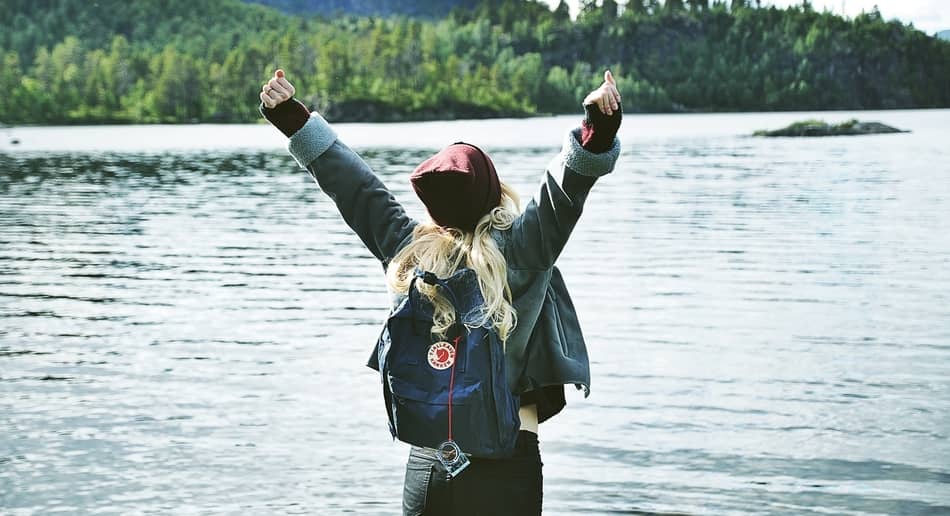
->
[505,127,621,270]
[286,111,418,267]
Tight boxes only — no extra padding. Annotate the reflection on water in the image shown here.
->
[2,111,950,514]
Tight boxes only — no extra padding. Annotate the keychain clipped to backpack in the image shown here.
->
[438,439,470,478]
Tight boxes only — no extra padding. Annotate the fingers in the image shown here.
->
[276,76,294,95]
[261,73,293,107]
[604,70,620,108]
[599,85,616,113]
[607,84,620,111]
[599,84,619,115]
[260,91,277,109]
[260,83,288,108]
[263,88,284,103]
[260,69,295,108]
[598,95,610,116]
[587,88,612,115]
[584,71,622,115]
[267,78,290,97]
[272,70,295,94]
[593,71,620,114]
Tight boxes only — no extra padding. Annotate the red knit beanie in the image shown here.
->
[410,142,501,232]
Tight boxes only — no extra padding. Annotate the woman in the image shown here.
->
[260,69,621,515]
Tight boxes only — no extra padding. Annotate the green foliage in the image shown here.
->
[0,0,948,124]
[245,0,480,18]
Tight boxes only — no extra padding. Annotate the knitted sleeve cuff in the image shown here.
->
[561,126,621,178]
[287,112,339,169]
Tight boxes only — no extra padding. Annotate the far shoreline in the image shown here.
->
[2,106,948,128]
[3,108,944,154]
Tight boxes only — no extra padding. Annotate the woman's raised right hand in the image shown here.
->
[583,70,621,116]
[260,69,296,109]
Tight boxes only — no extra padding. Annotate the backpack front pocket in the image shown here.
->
[388,374,486,451]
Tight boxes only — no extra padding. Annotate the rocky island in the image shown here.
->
[754,119,908,137]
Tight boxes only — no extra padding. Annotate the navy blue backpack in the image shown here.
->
[367,267,521,468]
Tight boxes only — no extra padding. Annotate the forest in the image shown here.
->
[1,0,948,124]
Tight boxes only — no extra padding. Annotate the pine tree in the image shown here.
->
[665,0,685,13]
[626,0,647,14]
[686,0,709,11]
[553,0,571,22]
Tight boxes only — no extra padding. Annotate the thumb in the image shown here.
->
[605,69,615,85]
[276,69,285,79]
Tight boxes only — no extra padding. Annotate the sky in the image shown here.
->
[540,0,950,35]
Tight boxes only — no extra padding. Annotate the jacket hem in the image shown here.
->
[520,379,590,398]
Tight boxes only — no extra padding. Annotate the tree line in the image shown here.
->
[1,0,948,124]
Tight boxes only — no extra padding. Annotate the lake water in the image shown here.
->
[1,110,949,515]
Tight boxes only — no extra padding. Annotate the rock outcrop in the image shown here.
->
[754,119,908,137]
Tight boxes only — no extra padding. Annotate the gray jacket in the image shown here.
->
[285,112,620,412]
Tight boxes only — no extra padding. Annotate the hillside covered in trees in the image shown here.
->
[1,0,948,124]
[245,0,481,18]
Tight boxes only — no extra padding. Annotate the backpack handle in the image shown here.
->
[409,268,464,335]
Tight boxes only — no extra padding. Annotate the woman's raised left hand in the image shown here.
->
[260,69,296,109]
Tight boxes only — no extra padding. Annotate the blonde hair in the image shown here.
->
[386,182,522,345]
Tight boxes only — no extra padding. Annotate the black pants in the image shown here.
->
[402,430,543,516]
